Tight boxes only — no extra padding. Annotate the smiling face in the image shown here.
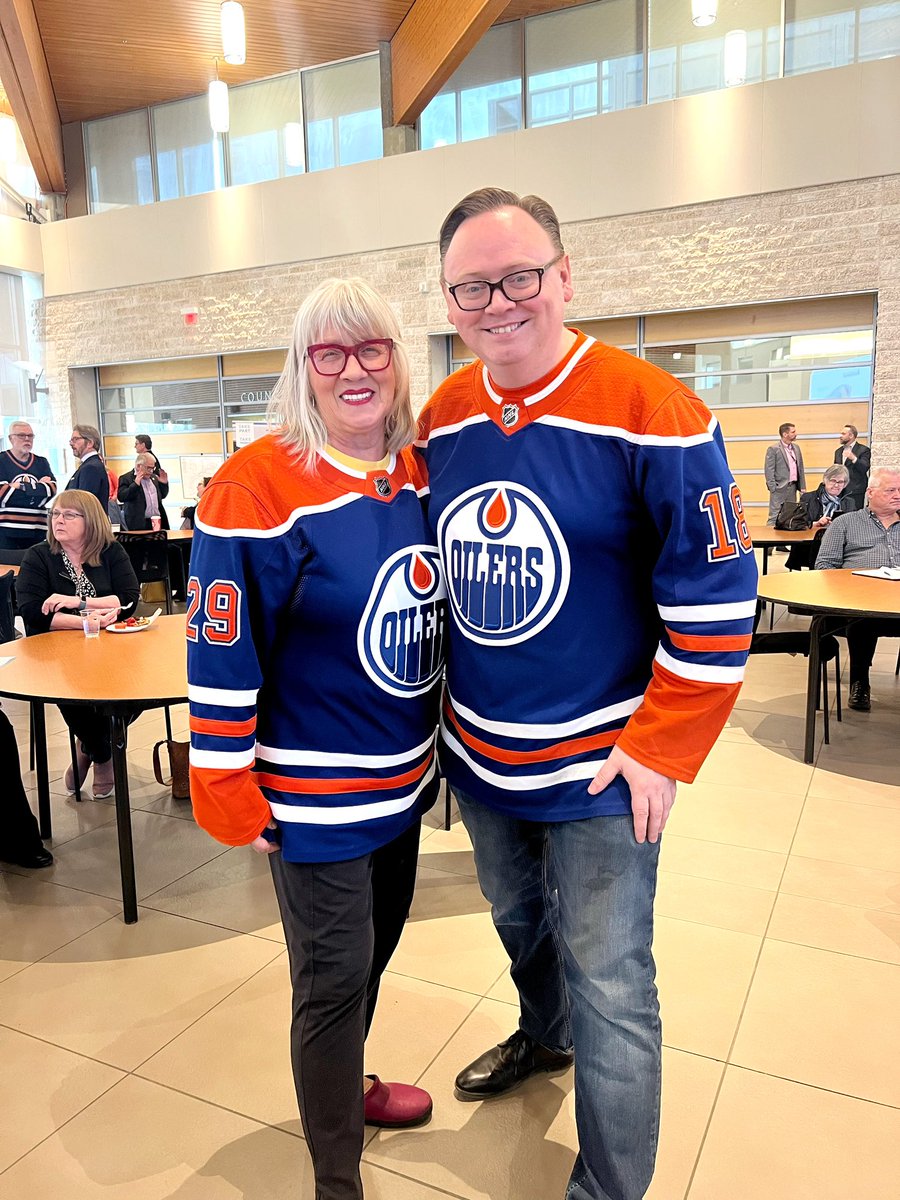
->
[306,330,396,460]
[441,206,575,388]
[824,475,846,497]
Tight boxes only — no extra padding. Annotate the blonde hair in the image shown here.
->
[47,490,114,566]
[267,278,414,466]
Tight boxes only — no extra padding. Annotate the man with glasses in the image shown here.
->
[815,467,900,711]
[66,425,109,514]
[417,188,758,1200]
[0,421,57,550]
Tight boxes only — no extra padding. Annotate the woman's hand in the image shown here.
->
[95,609,121,628]
[41,593,81,615]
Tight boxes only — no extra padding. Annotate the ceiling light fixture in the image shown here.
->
[220,1,246,66]
[208,59,229,133]
[724,29,748,87]
[691,0,718,27]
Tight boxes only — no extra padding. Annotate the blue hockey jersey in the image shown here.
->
[417,332,759,821]
[187,435,446,862]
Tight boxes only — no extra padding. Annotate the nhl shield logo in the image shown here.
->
[374,476,393,498]
[500,403,519,428]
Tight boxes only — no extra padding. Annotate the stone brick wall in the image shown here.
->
[36,174,900,466]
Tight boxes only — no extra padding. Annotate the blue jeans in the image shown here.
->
[455,792,662,1200]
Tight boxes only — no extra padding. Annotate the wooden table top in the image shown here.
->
[116,528,193,542]
[0,614,188,706]
[0,563,20,576]
[748,524,817,545]
[757,568,900,618]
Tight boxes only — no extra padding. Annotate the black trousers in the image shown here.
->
[0,707,44,856]
[59,704,112,763]
[268,818,421,1200]
[846,618,900,684]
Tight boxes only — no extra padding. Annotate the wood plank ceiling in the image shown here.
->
[28,0,591,125]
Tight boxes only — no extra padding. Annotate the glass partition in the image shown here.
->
[785,0,900,74]
[229,73,305,185]
[153,95,227,200]
[303,55,382,172]
[85,110,154,212]
[420,23,523,149]
[526,0,643,125]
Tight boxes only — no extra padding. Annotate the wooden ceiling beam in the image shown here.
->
[0,0,64,192]
[390,0,511,129]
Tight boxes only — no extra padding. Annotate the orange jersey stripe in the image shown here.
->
[255,753,433,796]
[444,701,620,765]
[190,715,258,738]
[665,628,753,653]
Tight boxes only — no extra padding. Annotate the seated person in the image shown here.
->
[118,453,170,531]
[815,467,900,711]
[785,464,853,571]
[180,477,211,529]
[0,705,53,868]
[16,490,140,796]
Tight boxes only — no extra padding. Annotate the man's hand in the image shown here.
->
[39,476,54,484]
[587,746,676,843]
[251,822,280,855]
[157,468,168,484]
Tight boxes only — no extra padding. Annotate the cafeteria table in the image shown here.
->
[0,614,188,923]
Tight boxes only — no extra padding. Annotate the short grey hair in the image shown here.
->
[869,466,900,490]
[822,464,849,485]
[8,420,33,436]
[135,453,156,470]
[267,278,414,467]
[439,188,564,268]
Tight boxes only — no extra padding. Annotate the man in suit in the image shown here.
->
[66,425,109,513]
[764,422,806,525]
[834,424,871,510]
[118,452,170,530]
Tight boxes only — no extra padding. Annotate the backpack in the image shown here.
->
[774,501,812,531]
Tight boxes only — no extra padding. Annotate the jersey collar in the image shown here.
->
[477,331,597,435]
[316,448,410,502]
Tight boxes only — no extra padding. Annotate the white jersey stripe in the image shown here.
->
[189,684,259,707]
[268,760,436,825]
[655,645,745,684]
[441,722,605,790]
[256,733,435,769]
[190,745,258,769]
[482,336,596,407]
[537,415,715,448]
[196,491,361,539]
[447,689,642,739]
[415,413,490,446]
[657,599,757,622]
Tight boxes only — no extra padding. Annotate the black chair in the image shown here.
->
[0,570,16,643]
[117,531,174,614]
[0,547,28,566]
[750,630,842,743]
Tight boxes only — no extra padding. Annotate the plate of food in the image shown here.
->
[106,608,162,634]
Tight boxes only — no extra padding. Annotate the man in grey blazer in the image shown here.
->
[764,422,806,525]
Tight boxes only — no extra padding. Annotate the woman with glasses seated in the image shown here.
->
[16,490,140,798]
[786,464,853,571]
[188,279,445,1200]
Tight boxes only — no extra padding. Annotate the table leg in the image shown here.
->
[804,616,825,765]
[32,701,52,839]
[110,712,139,924]
[762,547,770,575]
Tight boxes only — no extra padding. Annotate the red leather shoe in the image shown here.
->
[363,1075,432,1128]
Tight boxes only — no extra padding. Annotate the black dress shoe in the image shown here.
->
[454,1029,573,1101]
[848,682,871,712]
[0,846,54,869]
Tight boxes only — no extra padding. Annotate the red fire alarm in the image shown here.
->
[181,306,199,327]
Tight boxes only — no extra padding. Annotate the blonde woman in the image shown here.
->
[16,490,139,797]
[187,279,447,1199]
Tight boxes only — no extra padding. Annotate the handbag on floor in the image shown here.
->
[153,739,190,801]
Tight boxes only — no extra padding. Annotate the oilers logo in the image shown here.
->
[358,546,447,697]
[437,482,570,646]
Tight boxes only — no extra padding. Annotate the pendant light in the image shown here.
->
[724,29,748,87]
[220,2,246,66]
[208,60,229,133]
[691,0,718,27]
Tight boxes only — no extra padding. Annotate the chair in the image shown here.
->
[0,570,16,643]
[0,547,28,566]
[117,531,174,614]
[750,630,842,743]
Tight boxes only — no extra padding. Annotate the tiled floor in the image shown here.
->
[2,580,899,1198]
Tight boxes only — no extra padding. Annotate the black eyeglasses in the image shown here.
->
[446,253,565,311]
[306,339,394,376]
